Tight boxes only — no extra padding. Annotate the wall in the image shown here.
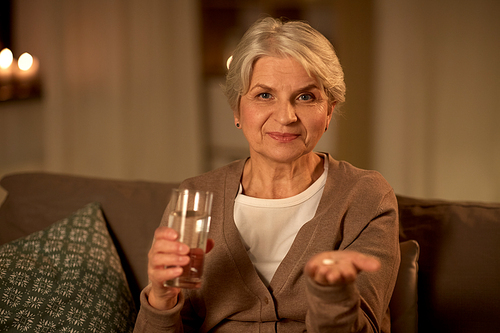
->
[0,99,44,179]
[373,0,500,202]
[1,0,499,203]
[1,0,204,204]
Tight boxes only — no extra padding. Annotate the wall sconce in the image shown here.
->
[0,48,42,102]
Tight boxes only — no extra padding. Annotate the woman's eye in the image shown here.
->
[298,94,314,101]
[258,93,272,99]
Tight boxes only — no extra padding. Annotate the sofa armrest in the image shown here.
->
[397,195,500,332]
[390,240,420,333]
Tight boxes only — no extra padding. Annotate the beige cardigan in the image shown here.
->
[134,155,400,333]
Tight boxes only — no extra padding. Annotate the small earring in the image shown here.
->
[236,123,240,128]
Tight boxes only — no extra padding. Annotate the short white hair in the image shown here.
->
[224,17,346,113]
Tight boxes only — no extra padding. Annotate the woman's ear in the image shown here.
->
[328,102,336,116]
[325,103,335,131]
[234,110,241,128]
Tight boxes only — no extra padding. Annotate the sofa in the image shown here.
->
[0,172,499,332]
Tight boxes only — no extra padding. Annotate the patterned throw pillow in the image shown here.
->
[0,202,137,332]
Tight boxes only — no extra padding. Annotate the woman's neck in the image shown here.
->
[241,153,324,199]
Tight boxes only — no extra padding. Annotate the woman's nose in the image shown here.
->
[275,100,298,125]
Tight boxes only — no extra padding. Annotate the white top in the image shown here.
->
[234,155,328,285]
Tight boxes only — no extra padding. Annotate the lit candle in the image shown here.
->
[0,48,14,101]
[0,48,14,80]
[18,52,34,71]
[0,48,13,67]
[14,52,40,99]
[16,52,39,81]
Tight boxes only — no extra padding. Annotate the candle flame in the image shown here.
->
[0,48,13,69]
[18,53,34,71]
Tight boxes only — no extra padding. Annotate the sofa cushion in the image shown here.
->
[0,202,137,332]
[0,172,180,307]
[397,195,500,332]
[390,240,419,333]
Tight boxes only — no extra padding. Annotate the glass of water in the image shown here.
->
[164,188,213,289]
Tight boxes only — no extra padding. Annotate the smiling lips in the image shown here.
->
[268,132,300,143]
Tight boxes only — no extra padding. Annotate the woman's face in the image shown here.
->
[236,56,334,165]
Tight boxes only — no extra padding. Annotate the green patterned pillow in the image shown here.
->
[0,202,137,332]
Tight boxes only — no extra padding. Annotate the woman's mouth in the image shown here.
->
[268,132,300,143]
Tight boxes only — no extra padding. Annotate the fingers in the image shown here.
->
[352,253,381,272]
[147,227,216,310]
[153,226,181,244]
[304,251,380,286]
[307,259,358,285]
[147,228,183,307]
[149,228,189,273]
[153,227,214,254]
[147,227,190,307]
[206,238,215,253]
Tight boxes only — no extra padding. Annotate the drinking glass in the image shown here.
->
[164,188,213,289]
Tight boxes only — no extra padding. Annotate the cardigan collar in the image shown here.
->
[220,154,341,294]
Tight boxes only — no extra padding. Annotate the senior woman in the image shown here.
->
[134,17,400,333]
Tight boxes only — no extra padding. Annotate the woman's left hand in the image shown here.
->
[304,251,381,286]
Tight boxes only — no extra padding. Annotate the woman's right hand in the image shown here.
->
[147,226,190,310]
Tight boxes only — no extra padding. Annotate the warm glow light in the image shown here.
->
[226,55,233,70]
[18,53,34,71]
[0,48,13,69]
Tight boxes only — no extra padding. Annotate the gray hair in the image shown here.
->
[224,17,346,113]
